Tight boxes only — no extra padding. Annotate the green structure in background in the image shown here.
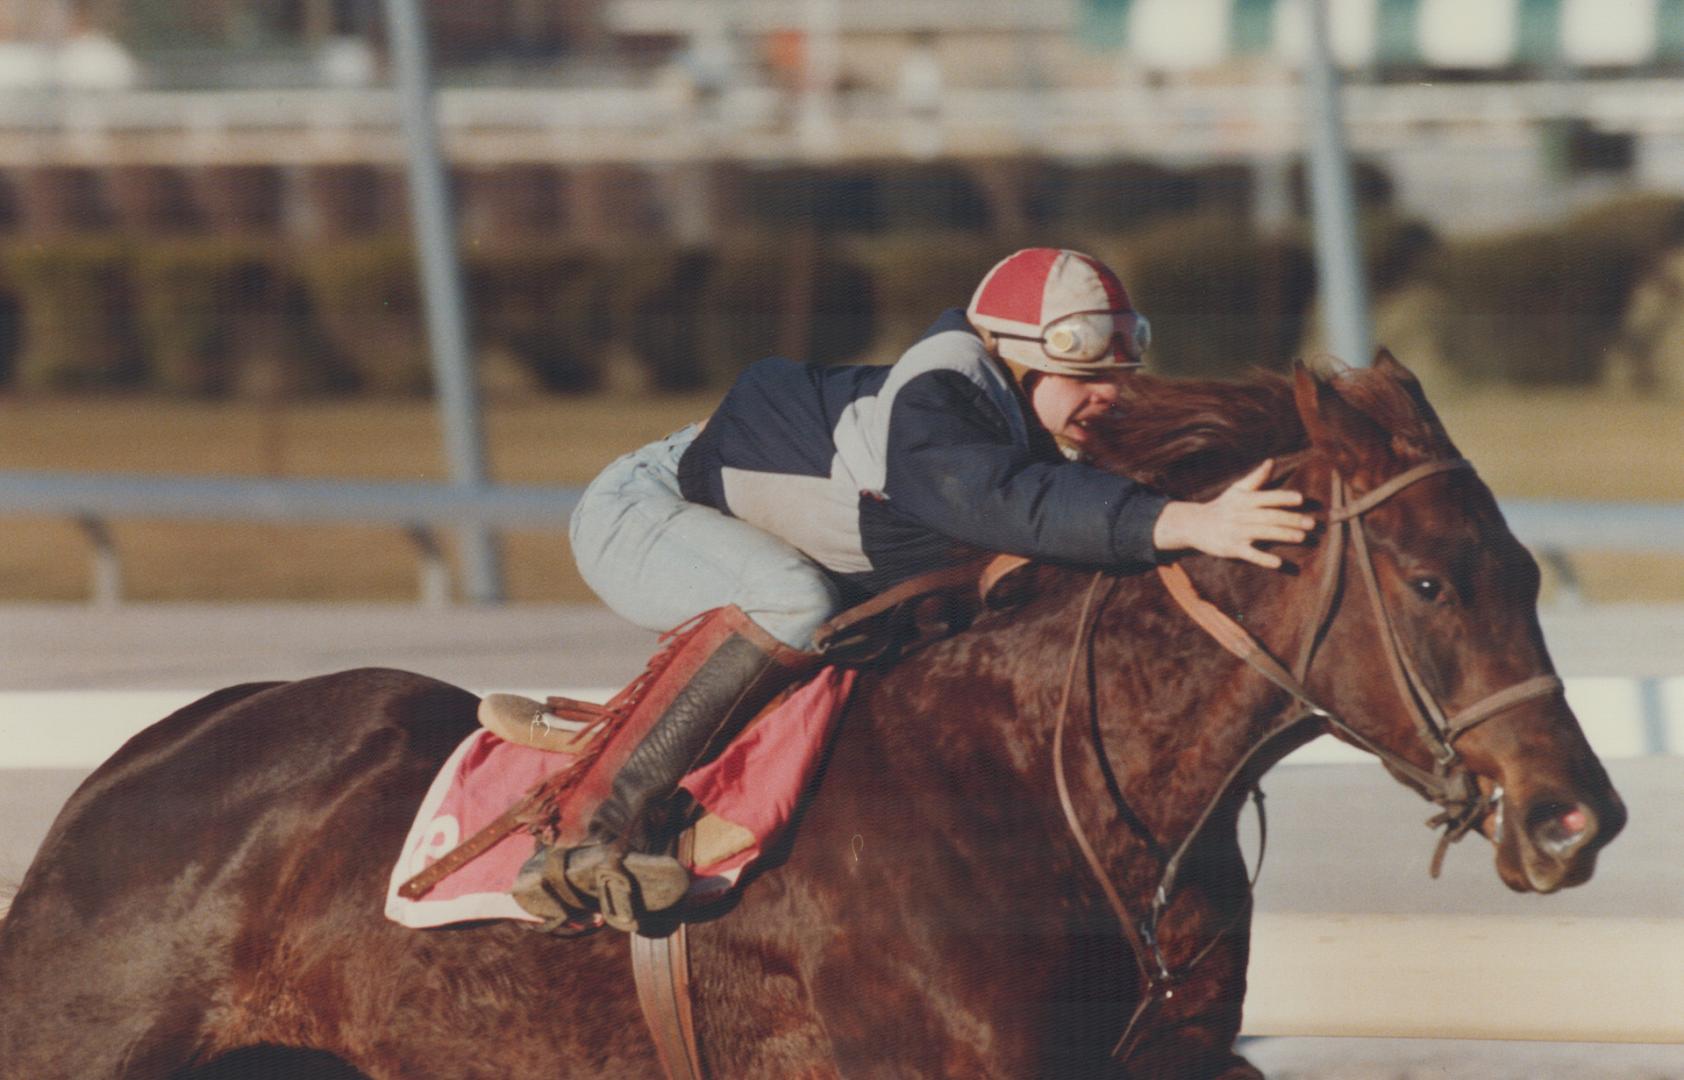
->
[1079,0,1133,50]
[1660,0,1684,56]
[1079,0,1683,69]
[1231,0,1277,56]
[1374,0,1421,67]
[1515,0,1564,67]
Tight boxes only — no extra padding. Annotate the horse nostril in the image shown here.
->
[1526,800,1592,856]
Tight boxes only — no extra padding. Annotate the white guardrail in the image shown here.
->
[1,470,1682,607]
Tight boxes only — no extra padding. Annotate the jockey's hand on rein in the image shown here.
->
[1151,459,1312,570]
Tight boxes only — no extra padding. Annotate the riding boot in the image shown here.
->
[512,606,816,932]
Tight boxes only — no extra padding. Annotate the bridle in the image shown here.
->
[1051,455,1564,1060]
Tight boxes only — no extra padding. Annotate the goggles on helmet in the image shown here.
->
[990,310,1151,375]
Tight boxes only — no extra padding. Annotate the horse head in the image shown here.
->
[1291,350,1626,893]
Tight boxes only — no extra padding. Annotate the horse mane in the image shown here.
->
[1084,369,1305,498]
[1084,359,1460,498]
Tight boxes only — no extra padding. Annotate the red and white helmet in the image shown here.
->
[967,248,1150,378]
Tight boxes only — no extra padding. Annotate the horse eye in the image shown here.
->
[1411,577,1444,602]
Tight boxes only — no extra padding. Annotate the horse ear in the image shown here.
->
[1371,347,1414,382]
[1369,347,1462,457]
[1292,360,1390,473]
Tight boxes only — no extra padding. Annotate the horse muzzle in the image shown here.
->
[1493,783,1627,894]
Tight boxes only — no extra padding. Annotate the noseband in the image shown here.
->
[1054,455,1563,1059]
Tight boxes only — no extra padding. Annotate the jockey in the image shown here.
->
[485,247,1311,929]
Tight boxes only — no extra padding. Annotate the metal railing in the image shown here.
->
[0,471,579,607]
[1,469,1681,607]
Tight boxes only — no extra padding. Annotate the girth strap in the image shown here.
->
[632,924,703,1080]
[631,830,704,1080]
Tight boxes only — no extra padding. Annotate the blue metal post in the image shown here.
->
[1302,0,1374,367]
[382,0,504,602]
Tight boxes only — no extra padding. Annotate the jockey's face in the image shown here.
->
[1029,371,1127,453]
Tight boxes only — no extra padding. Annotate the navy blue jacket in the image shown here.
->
[678,310,1169,601]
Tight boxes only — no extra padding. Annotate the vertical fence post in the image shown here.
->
[76,515,122,608]
[1302,0,1374,368]
[382,0,505,602]
[405,524,452,609]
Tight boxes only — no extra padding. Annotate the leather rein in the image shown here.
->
[1051,456,1564,1060]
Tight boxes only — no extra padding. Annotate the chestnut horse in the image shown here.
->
[0,356,1624,1079]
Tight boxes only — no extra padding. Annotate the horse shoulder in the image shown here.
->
[688,632,1097,1077]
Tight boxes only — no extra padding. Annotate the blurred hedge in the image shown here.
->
[298,242,620,395]
[1030,160,1251,234]
[3,241,140,391]
[132,241,257,395]
[694,238,876,382]
[296,240,427,394]
[468,245,610,392]
[132,240,342,397]
[0,188,1679,398]
[1427,194,1684,387]
[612,245,714,391]
[1094,214,1317,379]
[1293,212,1441,365]
[0,287,19,388]
[845,233,1020,358]
[724,157,1250,237]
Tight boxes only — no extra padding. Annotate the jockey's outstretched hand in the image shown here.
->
[1152,459,1312,570]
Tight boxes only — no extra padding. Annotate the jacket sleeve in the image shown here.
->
[882,368,1170,568]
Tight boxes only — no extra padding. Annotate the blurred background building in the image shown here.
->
[2,0,1684,404]
[0,0,1680,237]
